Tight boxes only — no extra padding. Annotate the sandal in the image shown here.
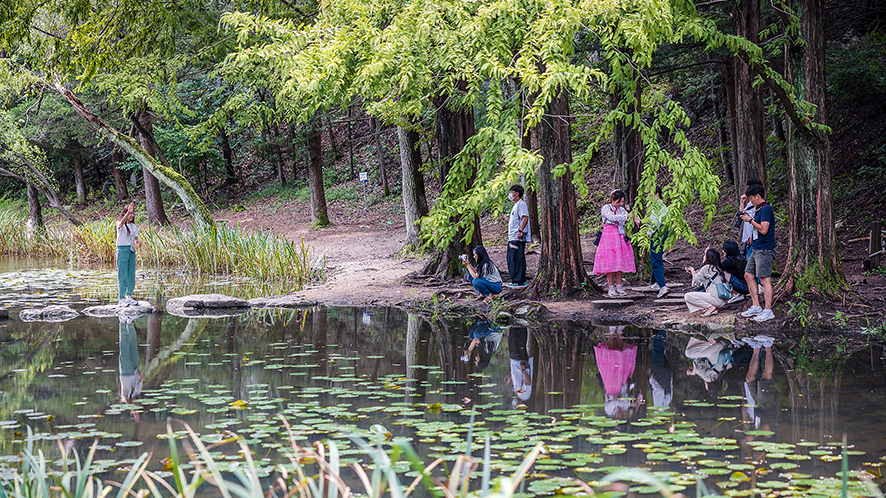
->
[701,308,718,317]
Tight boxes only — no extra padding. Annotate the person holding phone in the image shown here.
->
[116,202,140,306]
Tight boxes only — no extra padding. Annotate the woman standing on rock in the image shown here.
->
[116,202,139,307]
[594,190,639,297]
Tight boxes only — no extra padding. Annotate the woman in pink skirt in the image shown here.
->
[594,190,639,297]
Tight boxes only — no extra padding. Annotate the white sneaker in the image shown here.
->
[118,298,128,307]
[608,287,619,298]
[753,309,775,322]
[741,306,763,318]
[649,283,660,291]
[727,294,745,305]
[656,286,670,298]
[615,285,627,295]
[125,296,138,306]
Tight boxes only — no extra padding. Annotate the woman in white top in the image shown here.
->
[683,248,727,316]
[115,202,140,306]
[593,190,640,297]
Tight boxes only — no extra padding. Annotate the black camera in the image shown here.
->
[733,211,746,228]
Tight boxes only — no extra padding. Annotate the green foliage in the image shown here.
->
[787,299,812,328]
[0,210,65,257]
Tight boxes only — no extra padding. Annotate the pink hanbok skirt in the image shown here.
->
[593,224,637,274]
[595,343,638,395]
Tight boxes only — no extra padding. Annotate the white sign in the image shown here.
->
[359,171,368,183]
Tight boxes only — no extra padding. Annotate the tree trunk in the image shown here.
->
[371,117,390,197]
[136,111,171,226]
[111,150,129,200]
[0,162,82,226]
[71,143,86,204]
[612,78,642,205]
[712,66,734,187]
[781,0,844,294]
[289,124,301,182]
[272,125,287,186]
[421,96,481,279]
[533,88,593,295]
[307,116,330,227]
[731,0,768,196]
[219,128,236,185]
[522,125,541,243]
[348,107,355,179]
[326,114,340,161]
[26,182,44,234]
[398,126,429,251]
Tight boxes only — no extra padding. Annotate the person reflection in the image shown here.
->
[685,333,734,391]
[507,326,534,407]
[118,315,144,413]
[461,316,503,371]
[742,335,778,432]
[595,325,642,419]
[649,329,673,411]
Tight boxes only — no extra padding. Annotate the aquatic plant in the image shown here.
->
[0,211,66,257]
[70,221,323,292]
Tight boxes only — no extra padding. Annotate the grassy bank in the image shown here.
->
[0,212,323,293]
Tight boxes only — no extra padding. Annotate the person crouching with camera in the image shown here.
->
[461,245,503,302]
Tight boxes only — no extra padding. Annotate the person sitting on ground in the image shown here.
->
[461,245,503,302]
[720,240,749,304]
[683,247,728,317]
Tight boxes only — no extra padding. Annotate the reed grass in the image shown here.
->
[6,421,883,498]
[57,220,323,292]
[0,210,66,258]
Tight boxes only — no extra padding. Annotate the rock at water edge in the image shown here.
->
[20,305,79,322]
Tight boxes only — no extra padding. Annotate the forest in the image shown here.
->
[1,0,885,300]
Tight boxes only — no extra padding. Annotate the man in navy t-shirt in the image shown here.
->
[739,184,776,322]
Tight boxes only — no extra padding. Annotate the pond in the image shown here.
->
[1,262,886,496]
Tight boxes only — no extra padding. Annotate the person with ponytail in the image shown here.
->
[115,202,140,306]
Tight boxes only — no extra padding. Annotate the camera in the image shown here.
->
[458,254,468,261]
[733,210,746,228]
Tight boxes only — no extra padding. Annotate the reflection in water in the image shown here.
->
[507,326,534,407]
[684,333,735,390]
[117,316,143,404]
[594,325,642,419]
[649,329,673,411]
[2,302,886,492]
[461,317,503,370]
[743,335,778,433]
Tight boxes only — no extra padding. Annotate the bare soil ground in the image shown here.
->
[211,190,886,336]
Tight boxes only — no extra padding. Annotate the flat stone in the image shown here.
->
[19,305,79,322]
[629,283,685,292]
[653,298,686,305]
[167,294,250,318]
[591,299,633,309]
[248,294,317,309]
[81,302,155,318]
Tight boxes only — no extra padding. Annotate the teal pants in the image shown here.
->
[117,246,136,299]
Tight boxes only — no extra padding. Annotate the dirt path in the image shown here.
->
[214,196,886,334]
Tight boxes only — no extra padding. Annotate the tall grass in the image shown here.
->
[0,211,66,258]
[3,217,323,292]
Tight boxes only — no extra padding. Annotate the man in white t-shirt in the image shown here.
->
[505,184,530,287]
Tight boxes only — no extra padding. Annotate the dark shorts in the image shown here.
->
[746,248,775,279]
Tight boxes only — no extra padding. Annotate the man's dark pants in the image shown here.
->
[507,241,526,285]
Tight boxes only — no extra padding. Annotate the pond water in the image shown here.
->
[1,262,886,496]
